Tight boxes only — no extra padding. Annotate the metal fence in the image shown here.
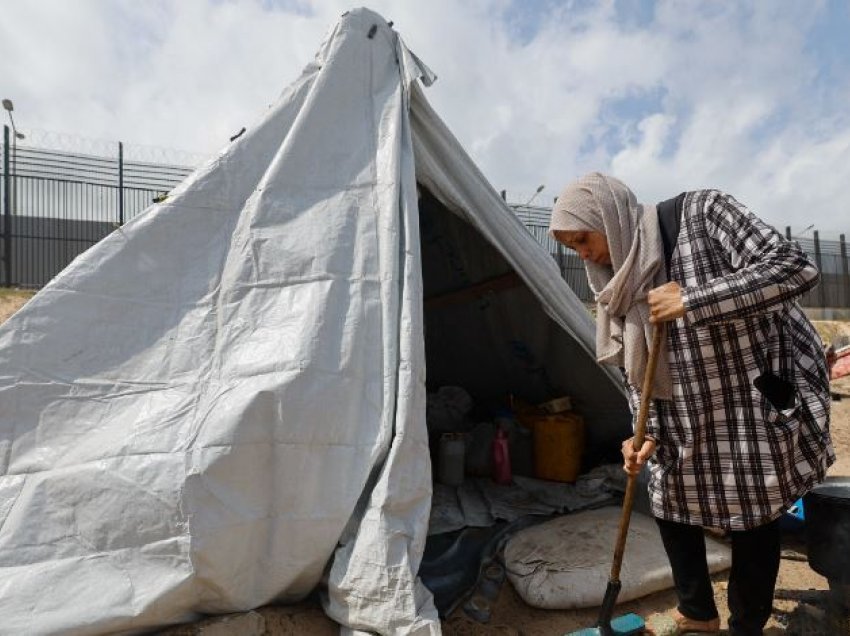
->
[512,203,595,301]
[2,126,193,287]
[794,233,850,310]
[2,126,849,309]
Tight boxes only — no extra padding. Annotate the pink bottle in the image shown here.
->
[491,428,512,485]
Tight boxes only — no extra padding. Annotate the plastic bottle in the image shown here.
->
[438,433,465,486]
[494,407,533,477]
[493,408,517,439]
[491,427,512,485]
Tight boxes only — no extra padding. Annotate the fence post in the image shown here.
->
[785,226,791,240]
[118,141,124,226]
[556,241,565,278]
[841,234,849,309]
[3,125,10,287]
[813,230,826,308]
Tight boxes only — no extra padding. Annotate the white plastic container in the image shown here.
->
[438,433,466,486]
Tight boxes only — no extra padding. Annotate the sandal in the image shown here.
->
[645,609,721,636]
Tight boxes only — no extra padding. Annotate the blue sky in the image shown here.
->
[2,0,849,234]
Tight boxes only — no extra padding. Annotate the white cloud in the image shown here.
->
[1,0,848,233]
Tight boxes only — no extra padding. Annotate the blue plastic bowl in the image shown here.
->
[779,497,805,532]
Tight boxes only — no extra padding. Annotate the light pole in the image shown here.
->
[2,99,25,216]
[522,184,545,207]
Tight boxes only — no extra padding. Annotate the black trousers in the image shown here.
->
[655,516,781,636]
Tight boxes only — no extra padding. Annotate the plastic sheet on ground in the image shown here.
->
[513,474,615,512]
[428,484,466,536]
[428,468,622,534]
[457,480,495,528]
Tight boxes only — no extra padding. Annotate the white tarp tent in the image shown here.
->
[0,8,631,635]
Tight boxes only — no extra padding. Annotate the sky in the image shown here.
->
[1,0,849,235]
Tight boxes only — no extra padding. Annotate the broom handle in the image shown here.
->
[609,323,665,582]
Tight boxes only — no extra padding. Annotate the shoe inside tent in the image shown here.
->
[0,8,631,635]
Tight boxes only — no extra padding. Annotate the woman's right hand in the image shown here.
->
[621,436,656,476]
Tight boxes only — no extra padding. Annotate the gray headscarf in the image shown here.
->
[549,172,672,400]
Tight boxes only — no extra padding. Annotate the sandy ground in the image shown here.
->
[1,296,848,635]
[0,289,34,324]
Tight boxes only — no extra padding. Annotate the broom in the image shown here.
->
[567,323,665,636]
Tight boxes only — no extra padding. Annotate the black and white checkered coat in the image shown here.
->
[628,190,834,530]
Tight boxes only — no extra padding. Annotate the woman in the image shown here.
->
[549,173,834,636]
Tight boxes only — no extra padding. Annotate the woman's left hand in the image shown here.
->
[622,436,656,476]
[647,281,685,323]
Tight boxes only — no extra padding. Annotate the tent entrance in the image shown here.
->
[416,185,633,616]
[417,185,629,467]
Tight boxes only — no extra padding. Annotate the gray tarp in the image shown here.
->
[0,8,628,635]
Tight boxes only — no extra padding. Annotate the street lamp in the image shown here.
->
[522,184,545,207]
[2,99,25,217]
[2,99,25,140]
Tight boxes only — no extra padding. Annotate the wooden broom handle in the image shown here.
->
[609,323,665,582]
[633,324,664,450]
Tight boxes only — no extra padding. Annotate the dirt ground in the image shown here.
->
[0,288,34,324]
[1,296,848,635]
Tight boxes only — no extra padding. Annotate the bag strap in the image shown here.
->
[656,192,685,276]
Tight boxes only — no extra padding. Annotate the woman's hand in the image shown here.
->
[647,281,685,323]
[622,436,656,476]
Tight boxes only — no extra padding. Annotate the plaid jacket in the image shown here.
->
[627,190,834,530]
